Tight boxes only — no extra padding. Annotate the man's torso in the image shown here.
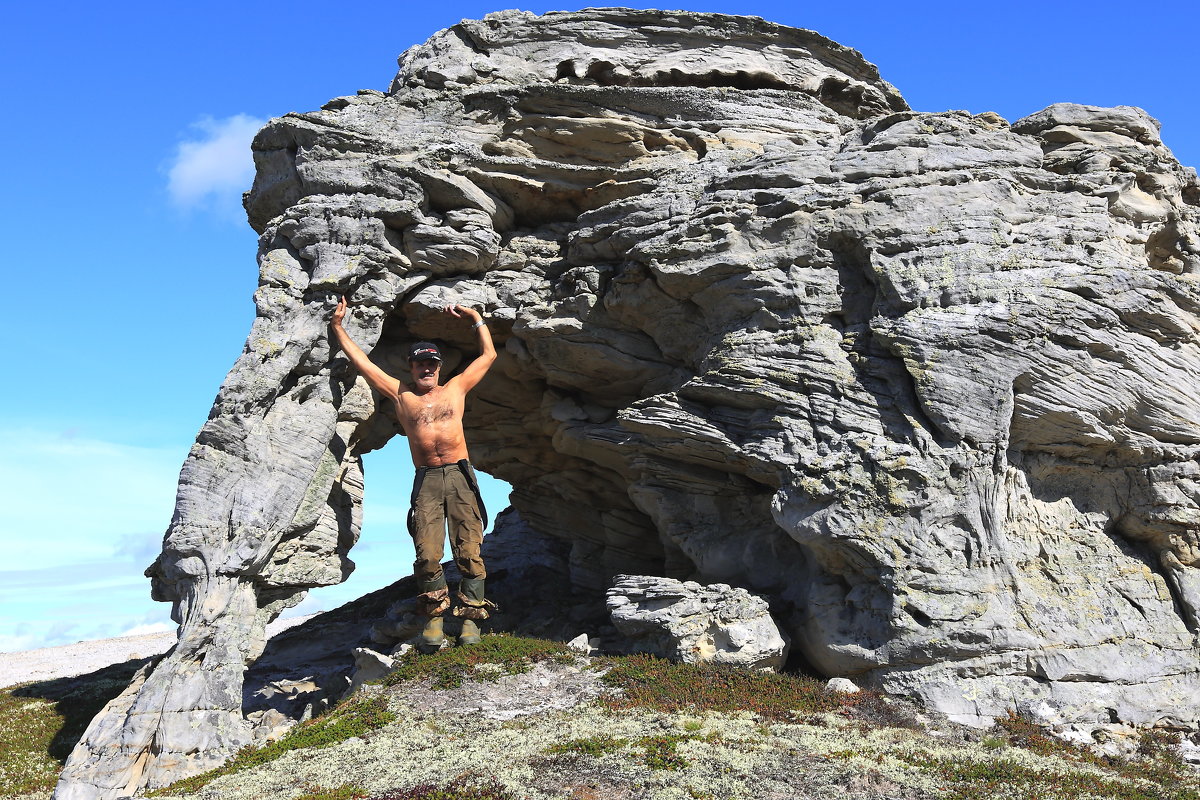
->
[394,384,469,467]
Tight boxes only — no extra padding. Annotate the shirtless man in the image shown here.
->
[330,297,497,650]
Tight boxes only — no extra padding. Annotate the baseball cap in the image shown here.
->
[408,342,443,362]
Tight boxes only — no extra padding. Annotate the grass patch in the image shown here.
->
[0,690,65,795]
[367,780,520,799]
[598,653,881,721]
[1,658,150,796]
[543,734,628,758]
[380,635,573,690]
[148,694,396,796]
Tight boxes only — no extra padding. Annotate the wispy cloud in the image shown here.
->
[166,114,265,213]
[119,622,175,637]
[0,428,183,569]
[114,530,166,562]
[0,427,183,651]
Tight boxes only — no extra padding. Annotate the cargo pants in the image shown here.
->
[408,461,488,592]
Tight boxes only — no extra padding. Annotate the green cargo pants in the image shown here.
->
[408,461,487,590]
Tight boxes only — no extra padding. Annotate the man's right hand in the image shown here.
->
[331,296,348,328]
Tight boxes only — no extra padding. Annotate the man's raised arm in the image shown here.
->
[445,304,496,393]
[329,296,402,401]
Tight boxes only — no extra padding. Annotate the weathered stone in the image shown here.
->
[246,708,291,744]
[825,677,860,694]
[56,7,1200,798]
[607,575,788,670]
[566,633,596,654]
[343,648,396,698]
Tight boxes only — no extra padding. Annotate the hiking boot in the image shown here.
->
[458,618,482,646]
[417,615,446,653]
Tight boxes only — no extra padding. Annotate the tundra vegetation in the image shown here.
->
[4,636,1198,800]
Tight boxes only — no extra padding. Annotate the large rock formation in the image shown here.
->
[56,8,1200,798]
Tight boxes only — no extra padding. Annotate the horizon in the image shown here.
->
[3,0,1197,653]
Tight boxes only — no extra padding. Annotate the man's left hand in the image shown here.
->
[444,304,482,322]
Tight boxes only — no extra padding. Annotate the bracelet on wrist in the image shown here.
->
[472,319,486,329]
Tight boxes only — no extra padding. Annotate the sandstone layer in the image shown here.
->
[56,8,1200,799]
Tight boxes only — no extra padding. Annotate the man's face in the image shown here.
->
[410,358,440,389]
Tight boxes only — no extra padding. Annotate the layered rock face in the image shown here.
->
[56,8,1200,798]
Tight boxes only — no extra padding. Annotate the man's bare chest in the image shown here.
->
[398,392,459,429]
[411,402,455,426]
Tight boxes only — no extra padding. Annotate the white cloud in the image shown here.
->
[0,428,184,569]
[0,633,40,654]
[0,426,183,651]
[118,622,175,638]
[166,114,266,211]
[113,530,166,562]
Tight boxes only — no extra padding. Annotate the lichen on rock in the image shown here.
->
[54,7,1200,799]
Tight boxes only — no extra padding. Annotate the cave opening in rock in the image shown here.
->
[355,299,674,596]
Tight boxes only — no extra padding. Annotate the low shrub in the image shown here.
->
[381,635,573,690]
[902,752,1197,800]
[598,654,875,720]
[635,733,707,771]
[991,711,1198,798]
[367,779,521,799]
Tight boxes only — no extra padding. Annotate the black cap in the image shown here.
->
[408,342,443,362]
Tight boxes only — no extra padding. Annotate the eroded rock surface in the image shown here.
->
[56,7,1200,798]
[607,575,788,669]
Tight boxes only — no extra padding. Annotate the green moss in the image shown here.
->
[380,635,573,690]
[149,695,396,796]
[543,734,628,758]
[0,658,150,796]
[0,690,65,795]
[634,733,717,771]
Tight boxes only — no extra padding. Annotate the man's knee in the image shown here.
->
[413,557,443,581]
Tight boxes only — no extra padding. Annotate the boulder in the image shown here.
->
[56,7,1200,798]
[607,575,788,670]
[825,677,860,694]
[343,648,396,698]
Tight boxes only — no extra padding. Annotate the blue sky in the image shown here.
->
[2,0,1197,652]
